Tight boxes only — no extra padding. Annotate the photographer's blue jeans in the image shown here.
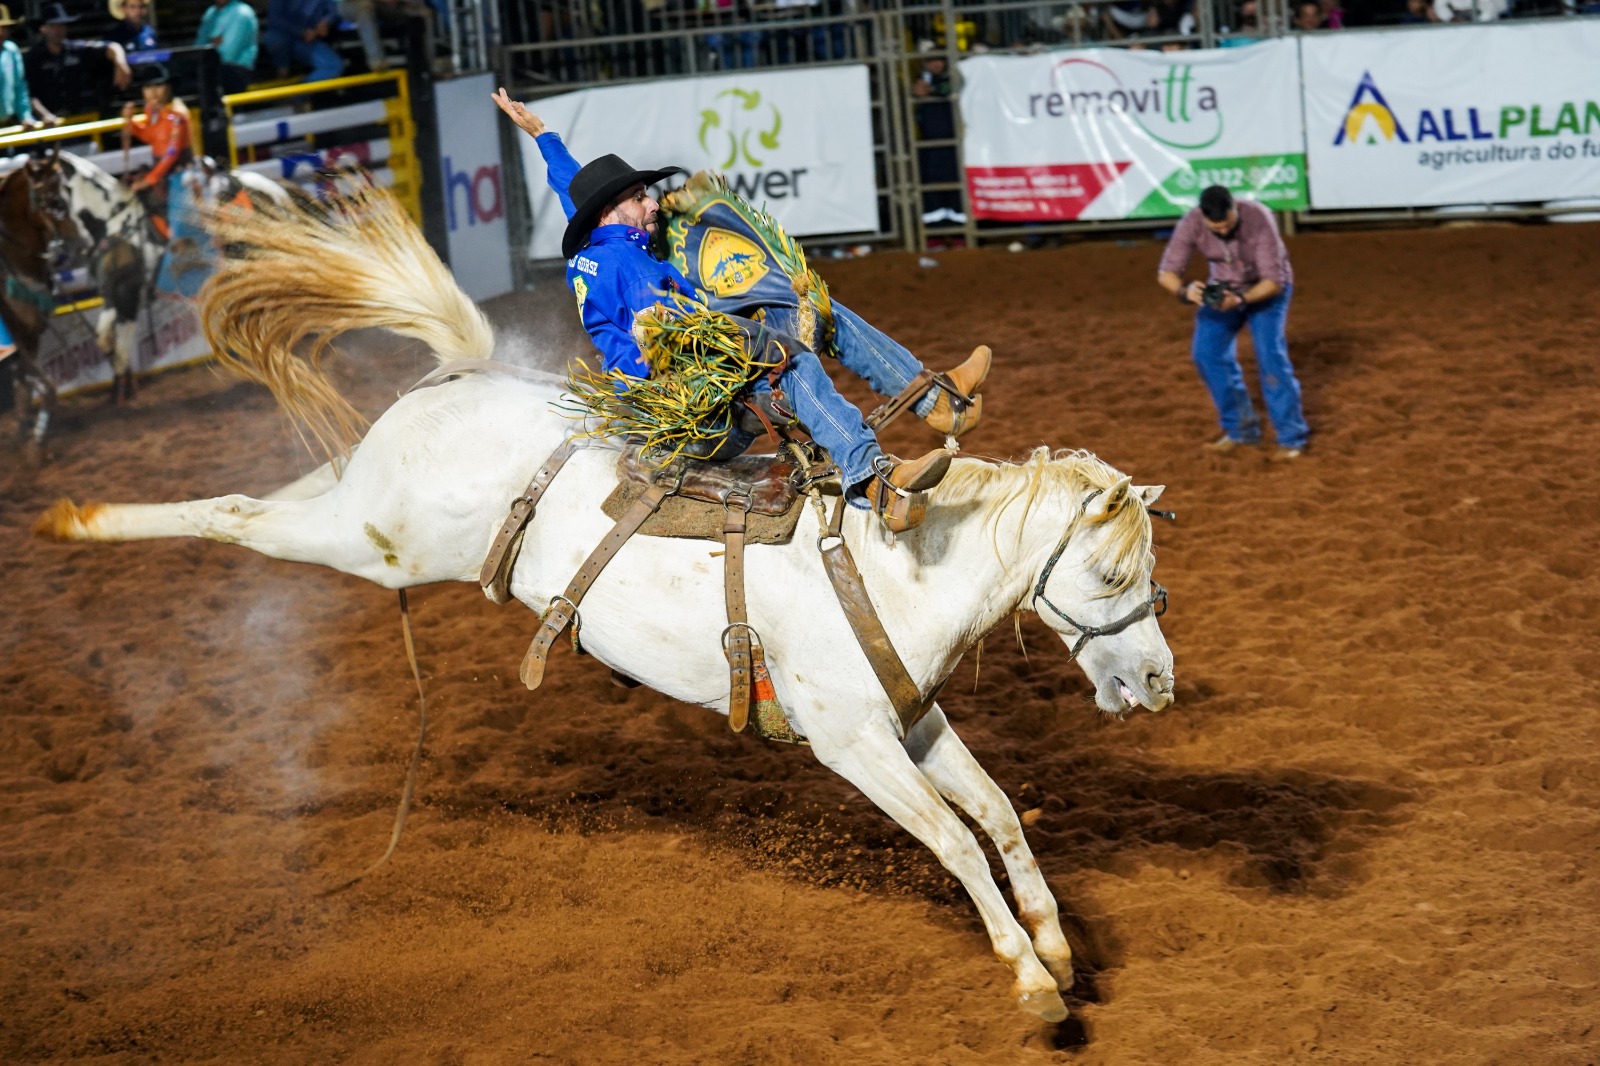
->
[1192,284,1308,449]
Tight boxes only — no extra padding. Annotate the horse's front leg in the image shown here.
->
[808,721,1068,1022]
[905,706,1074,992]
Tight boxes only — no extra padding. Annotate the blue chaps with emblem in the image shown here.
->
[753,301,938,502]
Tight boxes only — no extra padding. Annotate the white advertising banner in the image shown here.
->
[435,71,515,301]
[520,66,877,261]
[41,297,210,398]
[1302,22,1600,209]
[958,42,1308,222]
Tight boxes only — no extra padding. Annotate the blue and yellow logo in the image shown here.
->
[698,228,769,298]
[1335,71,1409,145]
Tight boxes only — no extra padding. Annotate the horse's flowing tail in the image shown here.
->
[200,184,494,465]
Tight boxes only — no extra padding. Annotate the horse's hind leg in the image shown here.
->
[809,722,1068,1022]
[905,706,1075,991]
[35,493,405,586]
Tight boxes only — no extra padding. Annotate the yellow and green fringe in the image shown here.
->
[560,295,784,459]
[659,171,836,355]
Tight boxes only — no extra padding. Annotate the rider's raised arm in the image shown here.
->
[491,87,578,219]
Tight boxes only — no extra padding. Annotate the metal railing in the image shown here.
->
[222,70,424,224]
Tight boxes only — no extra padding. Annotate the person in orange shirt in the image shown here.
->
[121,65,190,240]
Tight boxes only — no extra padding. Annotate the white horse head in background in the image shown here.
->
[36,188,1177,1023]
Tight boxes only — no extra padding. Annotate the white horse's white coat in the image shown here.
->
[43,371,1175,1021]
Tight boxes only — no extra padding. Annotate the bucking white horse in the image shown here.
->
[36,189,1177,1023]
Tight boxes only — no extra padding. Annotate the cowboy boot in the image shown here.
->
[109,372,126,406]
[923,345,991,437]
[123,370,138,401]
[866,448,953,534]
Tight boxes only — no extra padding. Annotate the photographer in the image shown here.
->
[1157,185,1309,460]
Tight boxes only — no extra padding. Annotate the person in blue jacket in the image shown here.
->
[491,88,991,534]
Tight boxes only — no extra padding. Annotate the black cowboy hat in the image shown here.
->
[39,2,80,23]
[562,154,682,260]
[134,61,170,86]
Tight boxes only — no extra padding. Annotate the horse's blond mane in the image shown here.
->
[199,184,495,468]
[931,447,1153,594]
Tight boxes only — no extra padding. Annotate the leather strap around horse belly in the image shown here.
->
[818,497,936,738]
[520,481,674,691]
[722,496,753,733]
[480,439,579,605]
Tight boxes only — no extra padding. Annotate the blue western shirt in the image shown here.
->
[0,40,33,124]
[196,0,260,69]
[536,131,701,379]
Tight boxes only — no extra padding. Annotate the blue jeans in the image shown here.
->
[1192,284,1308,449]
[760,301,936,501]
[263,28,346,81]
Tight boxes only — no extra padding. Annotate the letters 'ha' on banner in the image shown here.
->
[958,42,1308,222]
[1301,21,1600,209]
[521,67,878,262]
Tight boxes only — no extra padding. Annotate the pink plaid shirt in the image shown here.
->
[1158,199,1293,289]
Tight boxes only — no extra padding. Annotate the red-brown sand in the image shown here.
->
[2,223,1598,1065]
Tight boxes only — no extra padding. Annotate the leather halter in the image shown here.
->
[1032,488,1169,662]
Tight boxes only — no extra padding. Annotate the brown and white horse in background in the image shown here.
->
[0,149,75,460]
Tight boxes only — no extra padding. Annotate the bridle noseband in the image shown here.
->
[1031,487,1171,662]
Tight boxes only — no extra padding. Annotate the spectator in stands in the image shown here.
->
[1102,1,1149,39]
[25,3,133,123]
[912,42,964,229]
[338,0,387,73]
[1157,185,1309,461]
[264,0,344,82]
[1293,0,1327,27]
[1399,0,1440,20]
[1219,0,1262,44]
[0,5,41,128]
[106,0,157,52]
[121,64,190,239]
[196,0,260,95]
[1433,0,1506,18]
[1148,0,1195,35]
[704,0,761,70]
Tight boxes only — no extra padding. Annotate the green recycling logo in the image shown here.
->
[698,88,783,169]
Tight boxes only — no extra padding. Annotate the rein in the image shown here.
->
[1031,487,1172,662]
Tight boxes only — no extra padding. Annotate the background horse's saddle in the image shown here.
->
[603,444,811,543]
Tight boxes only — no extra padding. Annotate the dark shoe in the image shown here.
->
[867,449,953,533]
[1204,434,1259,453]
[924,345,991,437]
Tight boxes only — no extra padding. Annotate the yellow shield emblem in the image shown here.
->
[698,228,769,299]
[572,275,589,309]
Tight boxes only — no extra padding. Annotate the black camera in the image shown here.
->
[1201,280,1231,309]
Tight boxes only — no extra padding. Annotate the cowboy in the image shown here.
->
[195,0,260,96]
[491,89,991,534]
[25,2,133,122]
[106,0,158,52]
[121,64,191,240]
[0,5,38,128]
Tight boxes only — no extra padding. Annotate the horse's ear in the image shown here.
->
[1090,475,1133,518]
[1138,484,1165,506]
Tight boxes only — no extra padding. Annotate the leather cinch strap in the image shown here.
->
[520,480,674,691]
[818,497,934,738]
[722,495,753,733]
[479,439,579,604]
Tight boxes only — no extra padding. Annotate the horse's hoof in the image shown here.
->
[1038,951,1074,991]
[1018,987,1068,1022]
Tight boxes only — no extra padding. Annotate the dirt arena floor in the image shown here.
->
[3,221,1598,1065]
